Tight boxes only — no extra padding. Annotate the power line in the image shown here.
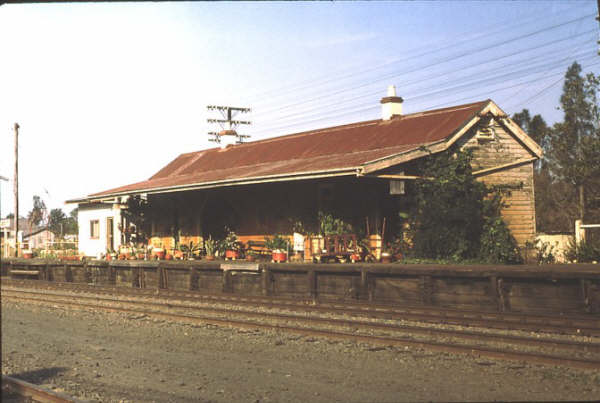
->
[251,33,596,126]
[239,4,590,106]
[249,13,596,119]
[255,55,600,136]
[253,46,597,134]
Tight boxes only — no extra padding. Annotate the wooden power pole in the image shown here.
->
[14,122,19,257]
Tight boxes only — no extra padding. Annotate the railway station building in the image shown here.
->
[68,91,541,258]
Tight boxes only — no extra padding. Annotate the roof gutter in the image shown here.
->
[69,167,358,204]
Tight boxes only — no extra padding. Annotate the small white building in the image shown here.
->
[75,201,124,257]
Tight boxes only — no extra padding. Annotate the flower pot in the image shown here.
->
[106,254,112,261]
[350,253,361,263]
[225,250,240,261]
[205,255,215,261]
[165,253,173,260]
[246,255,255,262]
[23,250,33,259]
[272,250,287,263]
[153,248,165,260]
[381,252,392,264]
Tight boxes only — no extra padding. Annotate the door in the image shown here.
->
[106,217,114,252]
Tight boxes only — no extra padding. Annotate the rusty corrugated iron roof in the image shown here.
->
[87,100,489,199]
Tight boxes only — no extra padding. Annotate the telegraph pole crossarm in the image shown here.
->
[206,105,252,144]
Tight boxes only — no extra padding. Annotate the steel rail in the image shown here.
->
[3,278,599,336]
[1,375,83,403]
[4,290,600,370]
[3,288,599,354]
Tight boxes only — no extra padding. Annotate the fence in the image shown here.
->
[2,259,599,315]
[575,219,600,244]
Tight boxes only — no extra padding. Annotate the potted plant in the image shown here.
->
[22,249,33,259]
[204,236,217,261]
[245,250,258,262]
[179,241,201,260]
[153,247,165,260]
[265,235,289,263]
[106,248,117,261]
[223,229,242,260]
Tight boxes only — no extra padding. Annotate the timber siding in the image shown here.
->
[459,120,537,246]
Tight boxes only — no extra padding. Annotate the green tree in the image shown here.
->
[48,208,77,236]
[27,195,47,229]
[66,208,78,234]
[48,208,67,236]
[548,62,600,222]
[512,109,550,169]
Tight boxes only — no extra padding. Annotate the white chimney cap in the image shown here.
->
[380,86,403,120]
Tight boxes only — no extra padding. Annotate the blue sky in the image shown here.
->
[0,1,598,217]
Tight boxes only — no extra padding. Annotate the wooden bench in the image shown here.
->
[245,240,271,257]
[313,234,359,263]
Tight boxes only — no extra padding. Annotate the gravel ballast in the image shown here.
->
[2,300,600,402]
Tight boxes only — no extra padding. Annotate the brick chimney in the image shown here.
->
[380,85,403,120]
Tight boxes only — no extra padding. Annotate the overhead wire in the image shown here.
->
[238,3,590,107]
[254,51,599,136]
[250,32,596,127]
[253,45,597,134]
[248,13,596,119]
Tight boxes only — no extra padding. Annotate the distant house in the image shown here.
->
[23,227,56,250]
[68,88,541,257]
[1,217,52,254]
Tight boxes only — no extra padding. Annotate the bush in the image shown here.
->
[525,239,557,265]
[565,238,600,263]
[408,148,522,264]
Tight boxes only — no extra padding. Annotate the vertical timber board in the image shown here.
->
[581,279,591,313]
[65,264,72,282]
[230,272,263,296]
[360,269,369,301]
[84,260,91,284]
[420,275,433,305]
[223,269,232,293]
[110,265,116,285]
[261,267,271,296]
[308,270,317,300]
[189,267,197,291]
[489,276,507,312]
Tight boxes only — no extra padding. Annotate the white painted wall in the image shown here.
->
[535,233,573,263]
[78,204,122,257]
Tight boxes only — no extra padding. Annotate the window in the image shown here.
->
[90,220,100,239]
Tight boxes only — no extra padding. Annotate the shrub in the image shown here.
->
[408,148,522,264]
[565,238,600,263]
[525,239,557,265]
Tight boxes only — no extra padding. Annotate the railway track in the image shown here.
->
[1,375,81,403]
[3,283,600,370]
[3,278,599,336]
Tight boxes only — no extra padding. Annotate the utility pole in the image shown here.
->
[0,175,7,257]
[13,122,19,257]
[207,105,251,145]
[597,0,600,54]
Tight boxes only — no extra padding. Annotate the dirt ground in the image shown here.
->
[2,300,600,402]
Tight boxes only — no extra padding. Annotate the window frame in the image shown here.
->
[90,219,100,240]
